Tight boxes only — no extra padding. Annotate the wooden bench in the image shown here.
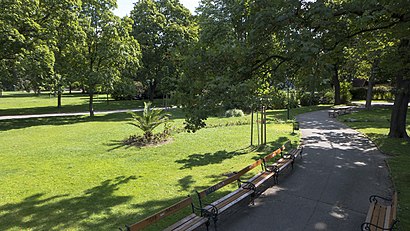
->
[328,106,355,118]
[194,144,289,229]
[123,142,294,231]
[123,196,208,231]
[263,144,303,184]
[361,192,398,231]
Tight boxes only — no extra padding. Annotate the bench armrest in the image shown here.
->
[369,195,392,204]
[237,179,256,191]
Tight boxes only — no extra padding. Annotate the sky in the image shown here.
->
[113,0,200,17]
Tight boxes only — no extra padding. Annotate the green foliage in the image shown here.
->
[373,85,393,100]
[111,78,145,100]
[351,86,394,101]
[128,102,171,138]
[350,87,367,100]
[300,92,320,106]
[340,81,352,104]
[321,90,335,104]
[225,109,244,117]
[130,0,197,100]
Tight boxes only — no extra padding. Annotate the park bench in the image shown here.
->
[123,142,295,231]
[361,192,398,231]
[123,196,209,231]
[263,143,303,184]
[328,106,354,118]
[193,144,290,229]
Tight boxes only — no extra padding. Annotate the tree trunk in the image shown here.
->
[57,87,62,108]
[89,92,95,117]
[149,81,156,102]
[69,84,72,94]
[389,39,410,139]
[366,57,380,110]
[365,79,374,110]
[388,77,410,139]
[333,64,341,105]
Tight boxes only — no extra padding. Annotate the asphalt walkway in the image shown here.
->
[219,109,393,231]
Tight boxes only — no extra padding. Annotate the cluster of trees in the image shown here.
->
[176,0,409,139]
[1,0,409,139]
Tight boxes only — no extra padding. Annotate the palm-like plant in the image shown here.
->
[129,102,171,139]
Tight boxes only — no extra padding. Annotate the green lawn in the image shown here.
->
[0,91,164,116]
[340,107,410,230]
[0,105,314,230]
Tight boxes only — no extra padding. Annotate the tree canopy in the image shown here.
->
[0,0,409,138]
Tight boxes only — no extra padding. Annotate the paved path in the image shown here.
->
[219,110,392,231]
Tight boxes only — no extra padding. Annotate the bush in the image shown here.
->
[300,92,320,106]
[350,87,367,100]
[320,90,334,104]
[111,78,145,100]
[373,85,393,100]
[225,109,245,117]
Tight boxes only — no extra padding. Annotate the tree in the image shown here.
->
[76,0,141,116]
[130,0,196,101]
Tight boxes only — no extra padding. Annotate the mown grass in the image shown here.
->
[0,91,164,116]
[340,106,410,230]
[0,104,317,231]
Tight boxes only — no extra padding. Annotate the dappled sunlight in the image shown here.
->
[329,205,349,220]
[314,222,327,230]
[0,176,138,230]
[354,161,367,166]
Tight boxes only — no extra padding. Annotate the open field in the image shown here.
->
[340,106,410,230]
[0,91,164,116]
[0,105,329,230]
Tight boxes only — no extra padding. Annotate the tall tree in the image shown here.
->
[77,0,141,116]
[130,0,196,101]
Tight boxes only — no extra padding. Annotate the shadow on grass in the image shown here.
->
[175,137,291,170]
[0,108,186,132]
[0,113,131,132]
[0,176,138,231]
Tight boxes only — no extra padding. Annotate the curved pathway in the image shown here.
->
[219,110,392,231]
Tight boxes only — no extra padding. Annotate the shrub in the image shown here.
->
[320,90,334,104]
[225,109,245,117]
[373,85,393,100]
[111,78,145,100]
[350,87,367,100]
[300,92,320,106]
[128,102,171,139]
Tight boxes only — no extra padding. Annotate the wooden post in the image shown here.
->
[251,109,254,146]
[264,106,267,145]
[256,111,260,145]
[260,106,264,145]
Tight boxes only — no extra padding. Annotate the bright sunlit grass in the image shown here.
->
[0,106,304,230]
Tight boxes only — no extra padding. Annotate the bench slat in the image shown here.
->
[370,204,381,230]
[171,215,208,231]
[377,205,387,230]
[391,192,398,223]
[251,171,275,187]
[383,205,392,230]
[164,213,197,231]
[211,189,250,212]
[365,201,376,223]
